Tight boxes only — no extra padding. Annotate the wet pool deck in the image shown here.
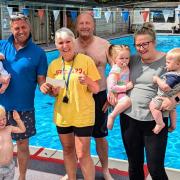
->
[13,145,180,180]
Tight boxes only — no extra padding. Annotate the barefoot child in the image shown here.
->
[0,53,10,94]
[149,48,180,134]
[0,105,26,180]
[107,45,133,129]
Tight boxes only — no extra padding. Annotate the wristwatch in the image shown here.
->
[175,96,180,103]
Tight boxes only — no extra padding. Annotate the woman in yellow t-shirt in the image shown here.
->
[40,27,100,180]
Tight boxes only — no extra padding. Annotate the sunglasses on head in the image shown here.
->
[10,13,28,21]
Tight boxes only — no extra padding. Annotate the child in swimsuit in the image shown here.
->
[107,45,133,130]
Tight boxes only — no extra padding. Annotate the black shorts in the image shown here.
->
[7,110,36,141]
[92,90,108,138]
[56,126,94,137]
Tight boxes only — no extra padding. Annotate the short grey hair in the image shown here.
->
[55,27,75,42]
[10,13,30,27]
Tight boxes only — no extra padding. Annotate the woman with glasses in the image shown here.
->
[40,27,100,180]
[109,22,171,180]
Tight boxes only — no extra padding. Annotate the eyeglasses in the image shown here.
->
[10,13,28,21]
[135,41,153,49]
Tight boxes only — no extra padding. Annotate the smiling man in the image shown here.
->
[0,13,48,180]
[75,12,113,180]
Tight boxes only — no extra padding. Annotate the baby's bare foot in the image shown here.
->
[153,123,165,134]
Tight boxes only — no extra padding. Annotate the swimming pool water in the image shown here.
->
[32,35,180,169]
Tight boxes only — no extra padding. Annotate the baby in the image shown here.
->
[0,105,26,180]
[0,53,10,94]
[107,45,133,129]
[149,48,180,134]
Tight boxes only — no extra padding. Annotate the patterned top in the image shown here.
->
[107,64,130,99]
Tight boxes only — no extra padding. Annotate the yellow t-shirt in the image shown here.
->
[48,53,101,127]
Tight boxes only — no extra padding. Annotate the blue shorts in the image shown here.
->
[7,110,36,141]
[0,160,15,180]
[92,90,108,138]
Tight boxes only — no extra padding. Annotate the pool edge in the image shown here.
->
[13,144,180,179]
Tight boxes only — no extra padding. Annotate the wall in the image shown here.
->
[95,8,130,37]
[131,4,180,33]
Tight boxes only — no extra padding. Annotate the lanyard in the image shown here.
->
[62,57,75,92]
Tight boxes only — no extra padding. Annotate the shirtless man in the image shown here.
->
[75,12,113,180]
[0,105,26,180]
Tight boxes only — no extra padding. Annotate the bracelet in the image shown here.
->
[175,96,180,103]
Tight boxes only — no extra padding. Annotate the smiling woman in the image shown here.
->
[54,28,76,62]
[119,22,170,180]
[40,27,100,180]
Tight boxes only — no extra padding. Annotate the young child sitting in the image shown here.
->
[107,45,133,130]
[0,53,10,94]
[0,105,26,180]
[149,48,180,134]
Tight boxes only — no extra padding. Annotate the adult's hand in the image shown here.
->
[40,83,52,94]
[78,74,89,85]
[78,74,99,94]
[158,96,176,111]
[50,86,60,97]
[126,81,133,91]
[102,100,110,113]
[107,92,117,106]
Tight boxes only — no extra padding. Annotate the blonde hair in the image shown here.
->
[0,105,6,116]
[167,48,180,63]
[55,27,75,43]
[108,44,130,63]
[134,22,156,41]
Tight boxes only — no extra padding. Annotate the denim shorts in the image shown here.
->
[0,160,15,180]
[7,110,36,141]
